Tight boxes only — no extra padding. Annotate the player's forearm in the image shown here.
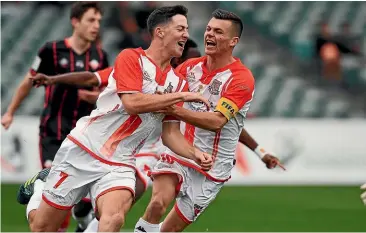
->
[7,73,33,115]
[50,72,98,87]
[121,92,186,115]
[239,129,258,151]
[162,122,196,160]
[80,90,100,104]
[170,107,227,132]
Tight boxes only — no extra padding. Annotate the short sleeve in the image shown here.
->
[215,70,255,120]
[30,42,53,76]
[113,49,143,93]
[94,67,113,87]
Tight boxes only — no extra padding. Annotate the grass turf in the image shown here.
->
[1,184,366,232]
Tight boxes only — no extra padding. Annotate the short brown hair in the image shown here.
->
[212,9,243,38]
[70,2,103,20]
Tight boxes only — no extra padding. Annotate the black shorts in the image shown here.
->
[39,137,63,168]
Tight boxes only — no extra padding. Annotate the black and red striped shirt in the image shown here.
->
[30,38,109,141]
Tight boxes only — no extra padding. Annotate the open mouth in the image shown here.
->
[177,41,185,48]
[206,40,216,47]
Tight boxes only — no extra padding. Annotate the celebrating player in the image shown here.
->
[134,9,285,233]
[27,5,213,232]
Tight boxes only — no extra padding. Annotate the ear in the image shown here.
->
[155,27,165,39]
[230,37,239,47]
[71,18,79,28]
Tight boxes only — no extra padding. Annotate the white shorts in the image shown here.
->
[150,157,224,223]
[42,138,136,211]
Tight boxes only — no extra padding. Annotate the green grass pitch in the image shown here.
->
[1,184,366,232]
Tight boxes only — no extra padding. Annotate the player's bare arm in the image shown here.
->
[30,72,98,87]
[77,88,100,104]
[239,129,285,170]
[161,105,228,132]
[161,121,213,171]
[120,92,210,115]
[1,72,34,130]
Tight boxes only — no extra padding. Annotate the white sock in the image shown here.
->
[134,218,160,232]
[159,222,163,231]
[26,180,45,221]
[84,218,99,232]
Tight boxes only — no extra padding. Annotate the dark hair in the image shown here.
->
[212,9,243,38]
[182,39,198,59]
[147,5,188,36]
[70,2,103,20]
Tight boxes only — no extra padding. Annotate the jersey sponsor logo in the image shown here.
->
[208,79,222,95]
[90,59,99,70]
[76,60,84,68]
[164,82,174,93]
[59,58,68,68]
[143,70,152,82]
[31,56,42,71]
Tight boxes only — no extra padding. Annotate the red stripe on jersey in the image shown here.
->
[52,42,57,71]
[96,46,104,69]
[212,130,221,162]
[175,77,184,93]
[100,115,142,158]
[57,90,68,140]
[184,123,195,145]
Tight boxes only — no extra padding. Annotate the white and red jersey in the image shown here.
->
[163,56,255,181]
[67,48,187,168]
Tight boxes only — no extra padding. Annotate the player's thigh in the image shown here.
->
[90,166,136,219]
[30,198,71,232]
[149,159,185,203]
[39,137,62,168]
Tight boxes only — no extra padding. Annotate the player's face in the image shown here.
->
[74,8,102,42]
[163,14,189,58]
[204,18,237,56]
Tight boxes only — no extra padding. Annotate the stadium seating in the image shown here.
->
[1,2,364,118]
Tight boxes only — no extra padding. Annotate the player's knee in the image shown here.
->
[148,196,168,216]
[30,219,49,232]
[100,212,125,229]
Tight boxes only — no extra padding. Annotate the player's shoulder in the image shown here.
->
[231,59,255,84]
[116,48,142,61]
[181,56,206,68]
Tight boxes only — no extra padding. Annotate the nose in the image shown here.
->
[183,30,189,39]
[94,20,100,30]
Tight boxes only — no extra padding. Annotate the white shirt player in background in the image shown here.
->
[28,5,214,232]
[134,9,285,233]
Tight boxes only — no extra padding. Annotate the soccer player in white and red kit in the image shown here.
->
[133,9,280,232]
[29,5,213,232]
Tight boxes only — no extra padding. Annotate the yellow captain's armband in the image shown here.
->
[215,97,239,120]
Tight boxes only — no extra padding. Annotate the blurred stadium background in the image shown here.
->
[1,1,366,232]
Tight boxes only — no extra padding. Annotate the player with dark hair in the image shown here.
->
[134,9,284,232]
[1,2,109,232]
[26,5,213,232]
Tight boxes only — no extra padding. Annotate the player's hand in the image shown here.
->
[361,183,366,205]
[193,148,213,171]
[78,89,90,101]
[262,154,286,170]
[29,73,53,87]
[1,112,14,130]
[181,92,210,111]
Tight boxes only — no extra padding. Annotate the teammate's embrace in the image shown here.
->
[27,5,212,232]
[134,9,283,233]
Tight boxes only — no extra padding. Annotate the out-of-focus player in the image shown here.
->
[27,5,213,232]
[134,9,285,233]
[1,2,108,232]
